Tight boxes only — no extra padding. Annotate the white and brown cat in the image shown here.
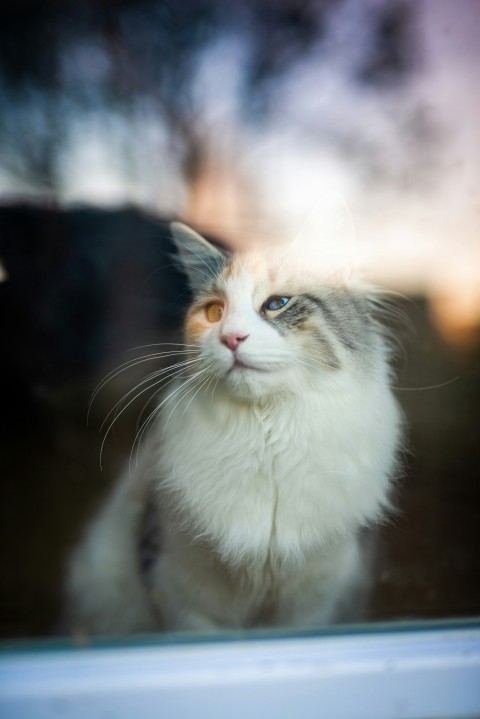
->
[66,222,402,634]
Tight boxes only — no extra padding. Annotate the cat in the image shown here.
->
[66,221,402,634]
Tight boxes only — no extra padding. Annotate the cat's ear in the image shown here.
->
[170,222,229,292]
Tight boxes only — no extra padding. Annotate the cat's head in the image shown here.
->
[171,222,378,402]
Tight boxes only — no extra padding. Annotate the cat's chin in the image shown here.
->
[221,363,291,402]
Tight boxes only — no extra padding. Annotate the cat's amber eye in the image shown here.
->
[205,301,224,323]
[264,296,290,313]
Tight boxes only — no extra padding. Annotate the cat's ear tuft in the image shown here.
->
[170,222,229,292]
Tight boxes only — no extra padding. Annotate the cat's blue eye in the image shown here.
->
[265,296,290,312]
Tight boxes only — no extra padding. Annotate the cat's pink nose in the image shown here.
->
[221,333,248,352]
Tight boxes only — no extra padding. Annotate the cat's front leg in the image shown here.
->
[272,536,365,628]
[149,539,247,632]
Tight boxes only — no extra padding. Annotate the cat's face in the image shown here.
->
[172,223,374,402]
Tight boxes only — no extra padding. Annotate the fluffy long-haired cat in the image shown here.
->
[66,221,402,634]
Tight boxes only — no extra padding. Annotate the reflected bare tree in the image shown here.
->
[0,0,418,202]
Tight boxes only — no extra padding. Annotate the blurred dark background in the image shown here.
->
[0,0,479,638]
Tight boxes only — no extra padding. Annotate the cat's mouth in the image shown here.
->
[229,359,266,373]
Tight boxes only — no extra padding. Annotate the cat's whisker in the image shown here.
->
[88,350,197,422]
[135,389,164,435]
[130,400,165,473]
[177,371,215,425]
[130,404,161,475]
[99,360,203,469]
[210,372,221,401]
[161,365,214,429]
[133,361,206,435]
[392,376,460,392]
[99,358,202,434]
[130,368,208,470]
[126,342,199,352]
[92,350,194,393]
[129,365,213,472]
[162,373,211,438]
[203,373,216,402]
[132,361,206,448]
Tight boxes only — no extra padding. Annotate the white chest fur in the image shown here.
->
[156,371,400,567]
